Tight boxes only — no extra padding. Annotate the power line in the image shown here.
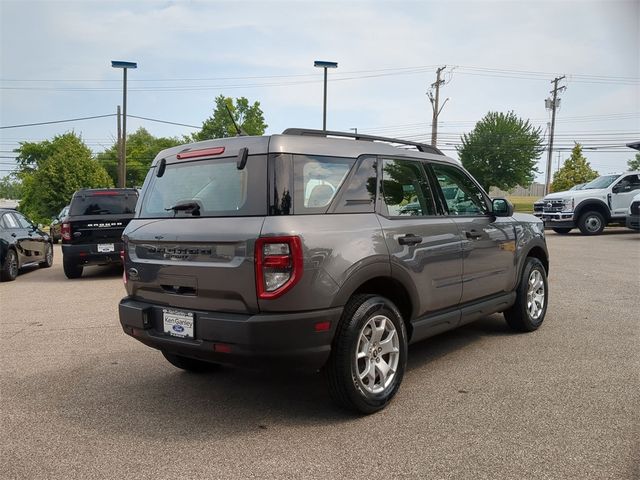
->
[0,114,115,129]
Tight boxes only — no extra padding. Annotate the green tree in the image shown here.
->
[457,111,544,191]
[96,127,182,187]
[627,153,640,171]
[191,95,267,141]
[550,143,599,192]
[0,175,22,199]
[16,133,113,223]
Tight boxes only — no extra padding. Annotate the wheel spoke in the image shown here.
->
[368,361,377,386]
[380,331,398,355]
[370,321,384,344]
[377,358,392,386]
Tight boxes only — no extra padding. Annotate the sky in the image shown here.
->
[1,0,638,184]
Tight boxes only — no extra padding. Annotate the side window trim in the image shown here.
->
[377,156,440,219]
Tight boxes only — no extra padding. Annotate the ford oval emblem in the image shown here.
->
[172,324,184,333]
[127,268,139,280]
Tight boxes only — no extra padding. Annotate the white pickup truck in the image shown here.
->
[534,171,640,235]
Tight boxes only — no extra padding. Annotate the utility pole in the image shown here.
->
[116,105,122,188]
[544,75,566,195]
[427,66,449,147]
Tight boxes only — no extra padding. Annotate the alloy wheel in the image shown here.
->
[354,314,400,394]
[526,269,545,320]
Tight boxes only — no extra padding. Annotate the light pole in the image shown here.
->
[111,60,137,188]
[314,60,338,131]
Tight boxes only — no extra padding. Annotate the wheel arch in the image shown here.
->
[574,200,611,223]
[332,272,416,339]
[526,245,549,275]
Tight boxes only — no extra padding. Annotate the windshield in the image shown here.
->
[582,175,619,190]
[70,193,137,215]
[139,156,267,218]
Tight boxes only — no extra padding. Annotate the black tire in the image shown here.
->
[578,211,606,235]
[325,294,408,414]
[63,256,83,279]
[1,249,19,282]
[161,351,220,373]
[39,242,53,268]
[552,228,572,235]
[504,257,548,332]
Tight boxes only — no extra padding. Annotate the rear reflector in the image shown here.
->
[314,321,331,332]
[213,343,232,353]
[177,146,225,160]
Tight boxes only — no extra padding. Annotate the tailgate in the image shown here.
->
[124,217,265,314]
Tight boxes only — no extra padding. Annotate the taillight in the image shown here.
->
[255,236,303,299]
[61,223,71,241]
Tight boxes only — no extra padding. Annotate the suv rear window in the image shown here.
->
[139,156,267,218]
[69,192,137,216]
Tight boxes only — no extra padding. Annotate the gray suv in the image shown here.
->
[119,129,549,413]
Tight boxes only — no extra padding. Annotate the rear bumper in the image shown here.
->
[62,242,123,266]
[626,214,640,231]
[118,297,343,370]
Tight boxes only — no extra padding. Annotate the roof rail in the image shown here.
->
[282,128,444,155]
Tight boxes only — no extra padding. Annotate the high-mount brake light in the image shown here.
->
[255,236,303,299]
[92,191,119,196]
[177,147,225,160]
[61,223,71,241]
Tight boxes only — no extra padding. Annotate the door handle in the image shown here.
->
[398,234,423,246]
[11,233,17,237]
[465,230,483,240]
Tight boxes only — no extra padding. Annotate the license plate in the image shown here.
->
[97,243,114,253]
[163,309,194,339]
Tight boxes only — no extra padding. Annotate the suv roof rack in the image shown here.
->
[282,128,443,155]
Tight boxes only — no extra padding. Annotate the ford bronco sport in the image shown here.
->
[118,129,549,413]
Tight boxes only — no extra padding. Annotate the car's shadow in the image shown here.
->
[10,315,514,436]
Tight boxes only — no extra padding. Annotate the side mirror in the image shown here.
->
[492,197,514,217]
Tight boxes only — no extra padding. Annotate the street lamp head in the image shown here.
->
[314,60,338,69]
[111,60,138,69]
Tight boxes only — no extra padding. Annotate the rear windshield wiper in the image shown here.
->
[165,201,201,216]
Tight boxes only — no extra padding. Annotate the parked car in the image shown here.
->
[50,205,69,244]
[0,208,53,281]
[61,188,138,279]
[626,193,640,231]
[533,172,640,234]
[118,129,549,413]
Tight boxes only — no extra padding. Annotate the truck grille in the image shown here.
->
[539,200,565,213]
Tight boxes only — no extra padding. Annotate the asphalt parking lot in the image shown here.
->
[1,229,638,479]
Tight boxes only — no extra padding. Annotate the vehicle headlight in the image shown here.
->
[561,198,574,212]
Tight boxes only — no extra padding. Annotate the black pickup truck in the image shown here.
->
[62,188,138,278]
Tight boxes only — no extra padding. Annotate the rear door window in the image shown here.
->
[70,193,138,216]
